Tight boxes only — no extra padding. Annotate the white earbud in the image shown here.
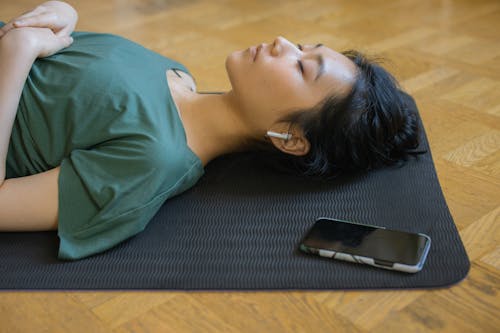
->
[266,131,292,140]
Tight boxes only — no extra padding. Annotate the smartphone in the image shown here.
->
[299,217,431,273]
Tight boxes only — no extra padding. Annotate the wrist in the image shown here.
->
[0,29,39,61]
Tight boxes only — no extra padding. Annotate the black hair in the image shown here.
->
[262,49,427,179]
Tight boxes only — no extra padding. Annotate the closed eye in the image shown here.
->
[296,45,304,74]
[296,43,322,50]
[297,60,304,74]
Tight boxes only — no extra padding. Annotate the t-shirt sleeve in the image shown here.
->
[57,138,178,260]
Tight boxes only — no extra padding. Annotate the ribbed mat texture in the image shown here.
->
[0,93,469,290]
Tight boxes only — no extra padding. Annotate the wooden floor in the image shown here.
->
[1,0,499,332]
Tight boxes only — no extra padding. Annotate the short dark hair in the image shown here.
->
[263,50,426,179]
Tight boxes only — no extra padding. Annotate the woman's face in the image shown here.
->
[226,36,358,133]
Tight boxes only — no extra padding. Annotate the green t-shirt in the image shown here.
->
[3,24,204,260]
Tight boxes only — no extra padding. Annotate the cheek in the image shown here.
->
[253,64,302,100]
[257,68,315,112]
[226,56,314,114]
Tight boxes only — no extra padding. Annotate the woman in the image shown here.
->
[0,1,422,260]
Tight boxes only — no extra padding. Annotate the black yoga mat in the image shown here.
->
[0,92,469,290]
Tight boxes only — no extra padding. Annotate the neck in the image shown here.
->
[176,90,253,165]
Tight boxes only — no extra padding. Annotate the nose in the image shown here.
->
[271,36,298,57]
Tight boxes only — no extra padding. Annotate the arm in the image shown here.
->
[0,31,38,185]
[0,1,77,184]
[0,167,59,231]
[0,30,70,230]
[0,29,70,230]
[0,8,75,230]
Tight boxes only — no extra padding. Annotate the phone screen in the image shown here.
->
[301,219,429,265]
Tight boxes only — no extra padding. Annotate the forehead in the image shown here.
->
[315,46,357,95]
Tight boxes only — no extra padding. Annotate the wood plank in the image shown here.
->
[460,206,500,261]
[0,292,110,333]
[371,262,500,333]
[480,246,500,270]
[0,0,498,332]
[116,292,362,333]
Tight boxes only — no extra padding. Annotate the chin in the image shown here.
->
[225,52,240,89]
[225,50,242,69]
[224,53,233,71]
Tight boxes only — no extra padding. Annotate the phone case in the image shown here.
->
[300,233,431,274]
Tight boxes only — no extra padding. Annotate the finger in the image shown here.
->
[39,36,74,58]
[13,12,62,31]
[13,12,54,27]
[0,21,16,37]
[62,35,74,48]
[2,7,44,29]
[13,10,44,22]
[55,35,74,51]
[55,24,76,38]
[0,6,43,37]
[18,7,43,17]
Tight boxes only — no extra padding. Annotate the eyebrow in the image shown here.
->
[315,54,325,81]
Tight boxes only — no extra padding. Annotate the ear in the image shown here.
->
[267,125,310,156]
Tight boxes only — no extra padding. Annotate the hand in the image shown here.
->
[1,27,74,59]
[0,1,78,39]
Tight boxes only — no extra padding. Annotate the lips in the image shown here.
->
[254,44,263,61]
[249,46,257,61]
[250,44,263,62]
